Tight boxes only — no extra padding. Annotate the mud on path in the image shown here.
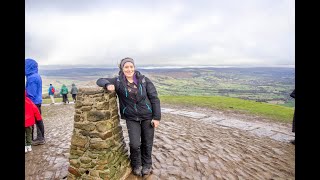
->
[25,103,295,180]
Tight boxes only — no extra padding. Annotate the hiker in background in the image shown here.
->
[25,91,43,153]
[25,58,46,145]
[70,83,78,103]
[48,84,55,104]
[96,57,161,177]
[60,84,69,104]
[290,89,295,145]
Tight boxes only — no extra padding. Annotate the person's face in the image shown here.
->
[122,62,135,78]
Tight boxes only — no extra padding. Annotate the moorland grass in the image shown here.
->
[160,95,294,123]
[42,97,63,104]
[42,95,294,123]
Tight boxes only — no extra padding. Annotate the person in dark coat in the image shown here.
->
[70,83,78,102]
[290,89,295,145]
[96,57,161,177]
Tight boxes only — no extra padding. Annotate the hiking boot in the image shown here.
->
[132,166,142,176]
[142,166,152,176]
[32,139,46,146]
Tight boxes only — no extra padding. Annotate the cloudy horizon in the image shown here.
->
[26,0,295,67]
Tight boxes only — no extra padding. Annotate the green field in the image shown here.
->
[160,95,294,123]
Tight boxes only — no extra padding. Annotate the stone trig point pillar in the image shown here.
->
[67,87,131,180]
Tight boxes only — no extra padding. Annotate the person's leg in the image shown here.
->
[291,109,295,145]
[35,120,45,140]
[32,104,42,141]
[25,128,27,146]
[33,104,45,145]
[25,126,32,146]
[140,119,155,175]
[50,95,55,103]
[25,128,28,153]
[292,109,295,133]
[62,94,66,103]
[36,104,43,139]
[126,120,142,176]
[31,124,34,141]
[26,126,33,151]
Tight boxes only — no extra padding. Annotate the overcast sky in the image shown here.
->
[25,0,295,67]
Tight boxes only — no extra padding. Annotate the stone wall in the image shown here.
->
[67,87,131,180]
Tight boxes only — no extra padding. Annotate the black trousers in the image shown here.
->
[292,109,295,132]
[62,94,69,103]
[126,119,155,169]
[72,94,77,101]
[32,104,45,141]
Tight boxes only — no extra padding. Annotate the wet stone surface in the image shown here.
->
[25,103,295,180]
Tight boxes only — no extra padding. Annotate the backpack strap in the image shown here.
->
[141,77,146,84]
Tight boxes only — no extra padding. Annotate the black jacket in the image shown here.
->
[290,89,295,99]
[96,71,161,121]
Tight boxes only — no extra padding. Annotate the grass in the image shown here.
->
[42,97,63,104]
[159,95,294,123]
[43,95,294,123]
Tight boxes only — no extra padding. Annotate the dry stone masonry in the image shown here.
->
[67,87,131,180]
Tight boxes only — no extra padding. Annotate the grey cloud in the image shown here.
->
[25,0,294,66]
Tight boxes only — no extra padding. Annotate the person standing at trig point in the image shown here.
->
[96,57,161,177]
[48,84,55,104]
[60,84,69,104]
[70,83,78,103]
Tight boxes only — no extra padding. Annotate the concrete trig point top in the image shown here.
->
[67,87,131,180]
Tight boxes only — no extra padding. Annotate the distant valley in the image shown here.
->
[39,67,295,107]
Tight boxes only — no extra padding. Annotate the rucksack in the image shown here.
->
[51,87,55,93]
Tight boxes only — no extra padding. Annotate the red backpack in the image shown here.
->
[51,87,55,93]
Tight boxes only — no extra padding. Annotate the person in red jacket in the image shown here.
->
[25,91,43,153]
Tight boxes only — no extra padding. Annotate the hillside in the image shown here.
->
[39,67,295,107]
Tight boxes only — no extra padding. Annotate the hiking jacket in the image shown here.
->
[60,85,69,95]
[48,85,55,95]
[290,89,295,99]
[25,58,42,104]
[70,84,78,94]
[96,70,161,122]
[25,93,42,127]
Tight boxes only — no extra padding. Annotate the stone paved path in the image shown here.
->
[25,103,295,180]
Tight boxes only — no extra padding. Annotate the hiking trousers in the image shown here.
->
[32,104,45,141]
[50,95,55,103]
[72,94,77,102]
[62,94,69,103]
[126,119,155,169]
[25,126,32,146]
